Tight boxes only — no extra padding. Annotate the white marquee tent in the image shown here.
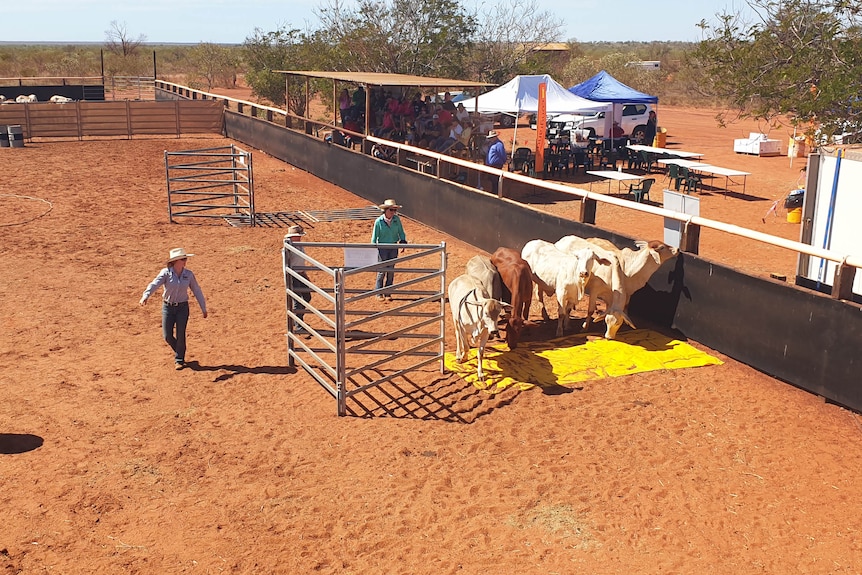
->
[459,74,610,115]
[459,74,612,150]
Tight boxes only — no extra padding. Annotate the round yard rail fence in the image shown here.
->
[165,145,255,225]
[283,238,447,416]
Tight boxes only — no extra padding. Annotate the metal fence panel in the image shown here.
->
[284,239,447,416]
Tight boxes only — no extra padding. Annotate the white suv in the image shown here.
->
[536,103,654,143]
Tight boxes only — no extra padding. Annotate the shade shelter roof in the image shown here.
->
[276,71,493,90]
[457,74,609,114]
[276,70,494,139]
[568,70,658,104]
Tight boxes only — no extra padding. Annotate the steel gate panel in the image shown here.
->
[283,239,447,416]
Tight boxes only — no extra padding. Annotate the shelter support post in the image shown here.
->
[578,197,597,224]
[680,220,701,255]
[833,261,857,301]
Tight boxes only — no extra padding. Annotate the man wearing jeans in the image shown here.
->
[140,248,208,369]
[371,199,407,301]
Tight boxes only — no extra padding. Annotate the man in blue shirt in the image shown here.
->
[484,130,507,194]
[140,248,208,369]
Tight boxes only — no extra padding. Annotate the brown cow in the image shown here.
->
[490,247,533,349]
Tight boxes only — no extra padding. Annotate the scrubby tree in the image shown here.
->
[105,21,146,58]
[464,0,563,84]
[315,0,476,77]
[689,0,862,140]
[103,21,150,77]
[561,50,663,96]
[187,43,240,90]
[243,27,331,116]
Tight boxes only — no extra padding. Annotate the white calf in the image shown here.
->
[465,253,502,338]
[448,273,507,381]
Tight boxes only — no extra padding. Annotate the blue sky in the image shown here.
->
[0,0,753,44]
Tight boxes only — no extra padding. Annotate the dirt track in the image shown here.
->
[2,107,861,574]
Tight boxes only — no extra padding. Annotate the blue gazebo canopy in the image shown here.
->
[569,70,658,104]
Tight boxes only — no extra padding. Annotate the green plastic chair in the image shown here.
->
[681,167,702,193]
[629,178,655,203]
[668,164,684,190]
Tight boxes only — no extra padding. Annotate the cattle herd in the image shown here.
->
[0,94,74,104]
[447,233,679,380]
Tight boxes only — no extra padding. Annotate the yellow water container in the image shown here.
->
[653,127,667,148]
[788,136,807,158]
[787,207,802,223]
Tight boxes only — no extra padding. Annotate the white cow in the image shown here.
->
[465,253,502,338]
[448,273,507,381]
[15,94,37,103]
[556,235,679,339]
[521,239,611,337]
[465,254,502,301]
[49,95,73,103]
[555,235,631,339]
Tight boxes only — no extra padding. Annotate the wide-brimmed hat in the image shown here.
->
[168,247,194,262]
[285,224,306,237]
[486,130,499,139]
[378,199,402,210]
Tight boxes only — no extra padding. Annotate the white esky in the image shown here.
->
[0,0,755,44]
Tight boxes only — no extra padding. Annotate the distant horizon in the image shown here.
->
[0,39,699,48]
[0,1,754,45]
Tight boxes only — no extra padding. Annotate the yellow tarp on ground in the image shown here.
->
[444,329,723,392]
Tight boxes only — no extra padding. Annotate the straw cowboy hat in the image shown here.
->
[167,247,194,262]
[378,199,402,210]
[486,130,499,139]
[285,224,306,237]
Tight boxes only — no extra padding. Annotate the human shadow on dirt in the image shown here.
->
[0,433,44,454]
[183,361,296,381]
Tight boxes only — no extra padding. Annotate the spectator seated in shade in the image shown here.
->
[328,129,348,147]
[417,115,444,149]
[455,102,471,125]
[397,95,413,130]
[434,119,465,153]
[611,121,625,139]
[374,109,396,138]
[411,92,425,118]
[437,106,453,127]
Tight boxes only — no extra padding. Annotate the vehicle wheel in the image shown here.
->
[498,115,515,128]
[631,126,647,144]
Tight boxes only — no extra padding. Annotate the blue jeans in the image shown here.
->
[375,248,399,291]
[162,302,190,363]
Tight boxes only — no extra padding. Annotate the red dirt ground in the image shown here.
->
[2,105,861,574]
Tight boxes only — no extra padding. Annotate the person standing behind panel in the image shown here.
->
[284,225,312,333]
[371,199,407,301]
[139,248,208,370]
[484,130,507,194]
